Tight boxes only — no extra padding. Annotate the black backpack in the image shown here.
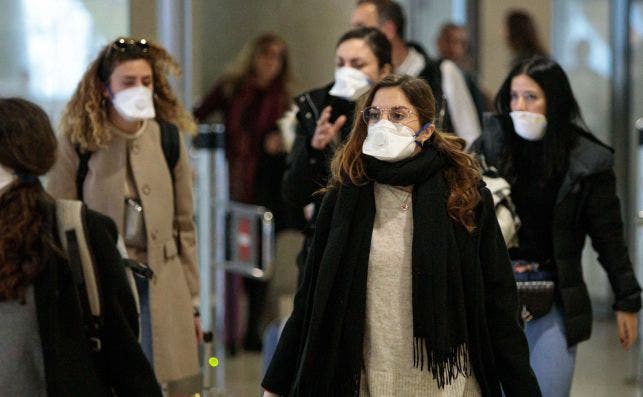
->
[75,122,180,200]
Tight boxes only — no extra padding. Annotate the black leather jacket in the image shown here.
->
[281,83,354,281]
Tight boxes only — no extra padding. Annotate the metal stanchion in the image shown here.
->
[193,123,227,396]
[193,122,276,396]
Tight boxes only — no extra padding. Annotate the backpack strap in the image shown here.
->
[74,122,178,201]
[75,146,92,201]
[158,122,181,255]
[55,199,103,352]
[159,121,180,182]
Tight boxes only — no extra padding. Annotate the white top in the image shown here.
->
[439,60,481,148]
[360,183,480,396]
[396,47,426,78]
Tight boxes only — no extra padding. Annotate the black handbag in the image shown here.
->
[516,281,555,322]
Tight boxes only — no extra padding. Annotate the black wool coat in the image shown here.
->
[473,114,641,346]
[263,184,541,396]
[35,204,161,396]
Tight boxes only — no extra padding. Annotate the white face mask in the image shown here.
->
[328,67,372,101]
[510,111,547,141]
[112,86,156,122]
[362,120,423,162]
[0,164,15,192]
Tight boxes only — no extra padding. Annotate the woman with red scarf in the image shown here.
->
[194,33,293,352]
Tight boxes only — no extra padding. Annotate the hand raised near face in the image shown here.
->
[311,106,347,150]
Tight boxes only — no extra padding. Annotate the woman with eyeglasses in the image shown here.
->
[472,56,640,397]
[282,27,392,288]
[0,98,161,396]
[47,37,201,395]
[262,75,541,396]
[193,33,295,353]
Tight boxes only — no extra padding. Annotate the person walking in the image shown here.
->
[0,97,161,397]
[473,56,640,397]
[47,37,201,396]
[264,75,541,396]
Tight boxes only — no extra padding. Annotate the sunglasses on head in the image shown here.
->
[110,37,150,54]
[99,38,150,82]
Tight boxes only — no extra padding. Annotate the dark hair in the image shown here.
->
[357,0,406,39]
[329,75,481,232]
[0,98,63,302]
[505,10,548,57]
[337,27,392,68]
[495,56,583,178]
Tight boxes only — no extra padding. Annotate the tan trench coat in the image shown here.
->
[47,120,200,383]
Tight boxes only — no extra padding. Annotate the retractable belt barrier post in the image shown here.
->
[193,123,227,396]
[193,123,276,396]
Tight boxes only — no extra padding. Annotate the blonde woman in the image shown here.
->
[47,37,200,395]
[194,33,294,352]
[262,75,540,396]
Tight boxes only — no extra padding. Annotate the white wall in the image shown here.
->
[478,1,552,97]
[195,0,356,102]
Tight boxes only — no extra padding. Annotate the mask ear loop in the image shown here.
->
[414,122,433,148]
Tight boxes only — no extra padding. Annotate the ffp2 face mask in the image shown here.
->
[0,164,15,192]
[329,67,372,101]
[112,86,156,122]
[510,111,547,141]
[362,120,424,162]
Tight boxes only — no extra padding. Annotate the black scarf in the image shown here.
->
[293,148,470,396]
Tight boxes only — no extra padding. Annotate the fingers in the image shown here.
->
[317,106,332,126]
[312,106,344,150]
[616,311,638,351]
[333,115,347,132]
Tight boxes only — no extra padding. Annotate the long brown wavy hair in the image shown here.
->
[329,75,482,232]
[217,33,292,101]
[0,98,64,302]
[60,37,197,151]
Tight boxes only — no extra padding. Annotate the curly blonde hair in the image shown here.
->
[329,75,482,232]
[60,37,197,151]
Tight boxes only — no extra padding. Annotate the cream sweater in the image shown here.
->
[359,183,481,397]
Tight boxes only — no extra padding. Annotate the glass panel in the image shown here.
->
[0,0,130,125]
[631,0,643,323]
[553,0,612,144]
[552,0,612,305]
[403,0,466,58]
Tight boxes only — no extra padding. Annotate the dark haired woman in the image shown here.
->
[194,33,293,351]
[263,75,540,396]
[503,10,548,68]
[283,27,392,287]
[47,37,200,395]
[0,97,160,396]
[473,56,640,396]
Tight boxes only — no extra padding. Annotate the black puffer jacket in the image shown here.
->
[473,114,641,346]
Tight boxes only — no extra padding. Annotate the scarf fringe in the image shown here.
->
[413,337,471,389]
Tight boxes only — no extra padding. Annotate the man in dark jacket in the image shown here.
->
[351,0,481,147]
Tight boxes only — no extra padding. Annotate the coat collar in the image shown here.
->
[478,113,614,205]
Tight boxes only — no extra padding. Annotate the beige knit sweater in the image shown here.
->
[359,183,481,397]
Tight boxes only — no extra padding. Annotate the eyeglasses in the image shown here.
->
[362,106,416,125]
[110,37,150,54]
